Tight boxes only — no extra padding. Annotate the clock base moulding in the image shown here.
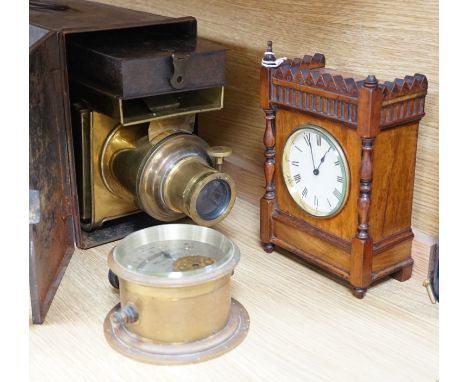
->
[259,42,428,299]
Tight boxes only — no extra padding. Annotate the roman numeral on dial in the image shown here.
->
[314,195,319,208]
[334,160,340,166]
[316,135,321,146]
[291,161,299,167]
[294,174,302,183]
[302,187,308,198]
[333,188,342,200]
[337,176,343,183]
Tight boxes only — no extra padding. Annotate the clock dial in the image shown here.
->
[282,125,350,218]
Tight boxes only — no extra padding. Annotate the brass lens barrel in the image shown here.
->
[108,130,236,226]
[164,158,234,226]
[111,142,151,196]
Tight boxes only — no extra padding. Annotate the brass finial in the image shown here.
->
[263,41,276,62]
[364,74,378,88]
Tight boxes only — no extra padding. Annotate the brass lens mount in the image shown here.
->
[101,122,236,226]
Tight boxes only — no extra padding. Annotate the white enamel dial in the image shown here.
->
[282,125,350,218]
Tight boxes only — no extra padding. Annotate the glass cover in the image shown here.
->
[195,179,231,221]
[115,239,229,276]
[281,124,350,218]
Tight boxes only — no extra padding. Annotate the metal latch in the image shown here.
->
[29,189,41,225]
[170,53,191,90]
[423,243,439,304]
[422,279,437,304]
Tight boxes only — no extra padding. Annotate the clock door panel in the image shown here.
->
[274,109,361,243]
[372,240,412,274]
[369,123,419,244]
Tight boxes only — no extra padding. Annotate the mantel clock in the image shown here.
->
[260,42,428,298]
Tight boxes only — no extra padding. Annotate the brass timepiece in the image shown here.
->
[281,125,350,218]
[259,41,428,298]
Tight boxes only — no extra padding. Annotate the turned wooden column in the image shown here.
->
[263,110,276,201]
[260,41,277,253]
[350,75,382,298]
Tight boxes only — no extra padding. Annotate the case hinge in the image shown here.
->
[62,195,74,219]
[29,189,41,225]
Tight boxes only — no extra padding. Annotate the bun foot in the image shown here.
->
[262,243,274,253]
[352,288,367,299]
[392,262,413,282]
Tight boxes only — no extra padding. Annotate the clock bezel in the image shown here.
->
[281,124,351,219]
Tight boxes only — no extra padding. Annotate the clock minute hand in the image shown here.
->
[314,147,332,175]
[304,134,317,170]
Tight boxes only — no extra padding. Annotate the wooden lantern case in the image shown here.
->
[29,0,226,324]
[259,43,428,298]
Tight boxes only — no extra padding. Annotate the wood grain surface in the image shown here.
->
[274,109,362,242]
[29,197,438,381]
[93,0,439,238]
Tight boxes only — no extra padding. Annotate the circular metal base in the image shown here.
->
[103,298,249,365]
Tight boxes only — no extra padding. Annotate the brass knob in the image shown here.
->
[110,304,139,327]
[207,146,232,171]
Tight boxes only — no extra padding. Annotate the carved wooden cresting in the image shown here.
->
[260,42,428,298]
[269,59,426,129]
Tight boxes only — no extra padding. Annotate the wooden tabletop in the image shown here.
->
[29,197,438,381]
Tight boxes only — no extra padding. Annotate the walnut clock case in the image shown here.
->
[260,42,428,298]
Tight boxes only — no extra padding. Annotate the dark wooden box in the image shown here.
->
[29,0,225,324]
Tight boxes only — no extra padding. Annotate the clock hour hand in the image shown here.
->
[313,147,332,175]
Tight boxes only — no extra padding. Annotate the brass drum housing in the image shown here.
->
[117,275,231,343]
[104,224,250,364]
